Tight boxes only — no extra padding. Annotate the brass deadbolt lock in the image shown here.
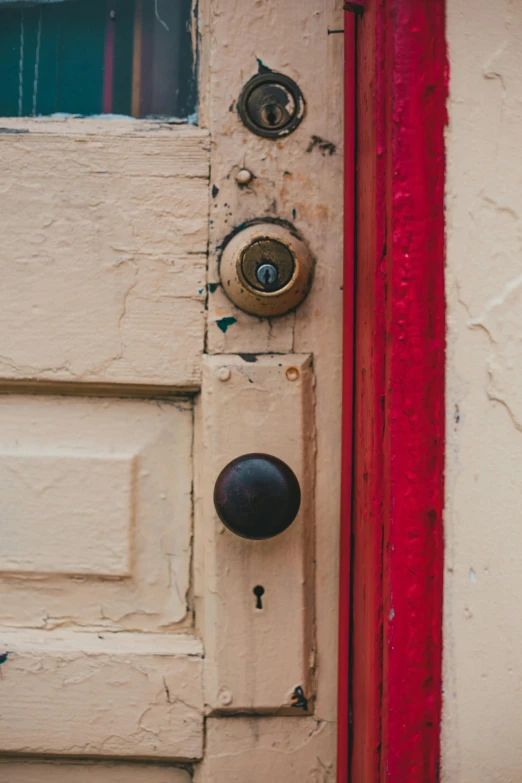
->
[219,223,314,317]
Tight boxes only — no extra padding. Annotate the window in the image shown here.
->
[0,0,196,119]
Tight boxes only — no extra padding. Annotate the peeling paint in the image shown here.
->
[445,2,522,779]
[472,274,522,429]
[215,316,237,334]
[291,685,309,711]
[306,135,336,156]
[256,57,272,74]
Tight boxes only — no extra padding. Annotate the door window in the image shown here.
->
[0,0,196,118]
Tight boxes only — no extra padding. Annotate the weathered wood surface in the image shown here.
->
[0,126,210,389]
[0,630,203,760]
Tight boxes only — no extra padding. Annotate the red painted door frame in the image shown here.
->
[338,1,446,781]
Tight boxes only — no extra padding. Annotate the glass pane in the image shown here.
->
[0,0,197,119]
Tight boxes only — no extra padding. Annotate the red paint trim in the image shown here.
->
[346,1,446,781]
[103,4,115,114]
[337,11,355,783]
[383,2,446,778]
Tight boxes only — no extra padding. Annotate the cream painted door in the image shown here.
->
[0,1,344,780]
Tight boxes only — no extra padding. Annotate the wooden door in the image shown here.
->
[0,1,345,780]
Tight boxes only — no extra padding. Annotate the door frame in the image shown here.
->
[338,1,446,780]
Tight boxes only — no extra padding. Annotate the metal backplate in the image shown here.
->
[196,354,315,713]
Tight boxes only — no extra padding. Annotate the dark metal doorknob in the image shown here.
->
[213,453,301,540]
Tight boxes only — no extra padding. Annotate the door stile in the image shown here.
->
[337,7,356,783]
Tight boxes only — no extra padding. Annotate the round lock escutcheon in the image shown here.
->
[219,222,314,317]
[237,72,305,139]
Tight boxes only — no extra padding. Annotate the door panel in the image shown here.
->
[0,395,193,630]
[0,631,203,759]
[199,718,337,782]
[0,760,191,782]
[0,125,209,389]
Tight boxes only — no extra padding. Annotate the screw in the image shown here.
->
[236,168,253,186]
[218,367,231,382]
[256,263,279,288]
[219,690,233,706]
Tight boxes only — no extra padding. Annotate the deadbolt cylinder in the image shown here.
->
[219,222,314,317]
[237,72,305,138]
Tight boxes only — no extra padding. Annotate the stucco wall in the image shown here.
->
[444,2,522,780]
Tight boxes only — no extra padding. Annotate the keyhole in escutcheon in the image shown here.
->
[253,585,265,609]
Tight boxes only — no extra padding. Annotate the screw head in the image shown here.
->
[218,367,231,382]
[236,168,253,186]
[218,690,233,706]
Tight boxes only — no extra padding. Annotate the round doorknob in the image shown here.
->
[213,454,301,540]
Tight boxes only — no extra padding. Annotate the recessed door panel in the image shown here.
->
[0,394,193,631]
[0,129,208,389]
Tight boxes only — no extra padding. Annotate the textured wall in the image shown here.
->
[444,2,522,780]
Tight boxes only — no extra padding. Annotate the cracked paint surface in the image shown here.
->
[0,395,194,632]
[0,127,209,388]
[199,718,335,783]
[0,630,203,759]
[444,1,522,780]
[472,274,522,429]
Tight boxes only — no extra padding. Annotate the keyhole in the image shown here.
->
[256,263,278,289]
[266,105,279,125]
[253,585,265,609]
[261,103,283,127]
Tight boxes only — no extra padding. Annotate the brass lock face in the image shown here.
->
[240,238,295,293]
[219,222,314,317]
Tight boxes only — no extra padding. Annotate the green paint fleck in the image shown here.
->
[216,316,237,334]
[209,283,219,293]
[292,208,297,219]
[256,58,271,73]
